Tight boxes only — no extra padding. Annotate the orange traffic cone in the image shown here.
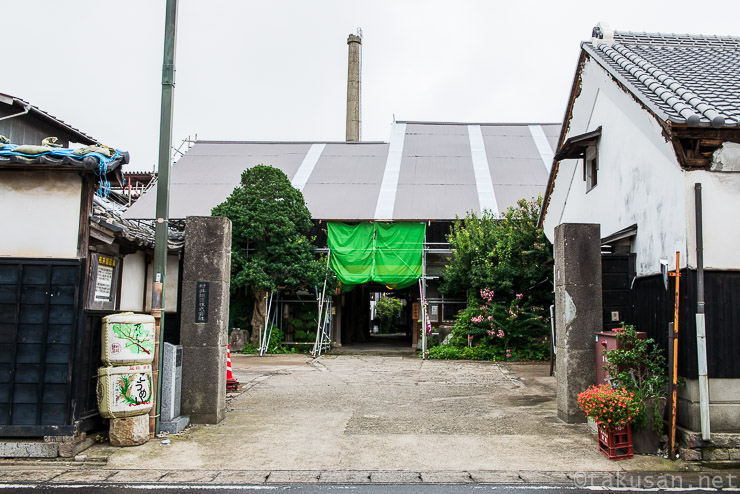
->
[226,344,240,391]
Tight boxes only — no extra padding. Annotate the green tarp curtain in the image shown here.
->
[327,221,426,291]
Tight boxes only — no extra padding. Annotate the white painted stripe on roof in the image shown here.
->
[467,124,499,214]
[528,124,555,173]
[374,122,407,219]
[290,143,326,191]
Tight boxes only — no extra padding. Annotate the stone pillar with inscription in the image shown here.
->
[180,216,231,424]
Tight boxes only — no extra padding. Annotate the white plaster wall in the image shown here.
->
[120,251,147,312]
[543,58,688,276]
[684,170,740,270]
[145,254,180,312]
[0,171,81,258]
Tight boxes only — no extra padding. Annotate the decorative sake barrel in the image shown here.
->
[101,312,155,366]
[97,364,153,418]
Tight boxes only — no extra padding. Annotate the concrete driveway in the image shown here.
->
[100,353,674,475]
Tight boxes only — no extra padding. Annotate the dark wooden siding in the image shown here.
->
[601,254,635,331]
[0,107,78,148]
[632,270,740,379]
[0,259,92,436]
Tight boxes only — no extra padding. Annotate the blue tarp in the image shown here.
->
[0,144,126,197]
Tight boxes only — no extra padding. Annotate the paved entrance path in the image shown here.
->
[99,354,672,473]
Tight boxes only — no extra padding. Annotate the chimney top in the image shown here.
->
[347,34,362,45]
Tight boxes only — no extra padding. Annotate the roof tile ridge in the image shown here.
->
[597,43,700,126]
[609,43,726,128]
[598,42,725,128]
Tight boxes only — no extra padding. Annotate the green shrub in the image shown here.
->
[294,330,308,342]
[428,346,464,359]
[290,318,304,330]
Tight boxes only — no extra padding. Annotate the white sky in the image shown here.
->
[4,0,740,171]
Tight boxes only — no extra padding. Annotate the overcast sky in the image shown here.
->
[5,1,740,171]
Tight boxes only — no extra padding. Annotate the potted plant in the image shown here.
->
[601,324,669,454]
[578,384,640,460]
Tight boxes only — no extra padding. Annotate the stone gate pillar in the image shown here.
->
[180,216,231,424]
[554,223,602,423]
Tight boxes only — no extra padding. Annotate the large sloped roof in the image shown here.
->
[125,121,559,221]
[585,31,740,128]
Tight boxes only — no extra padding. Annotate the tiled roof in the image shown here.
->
[584,31,740,128]
[92,196,184,251]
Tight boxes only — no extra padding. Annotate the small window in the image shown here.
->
[584,145,598,192]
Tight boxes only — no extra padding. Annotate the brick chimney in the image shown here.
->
[346,33,362,142]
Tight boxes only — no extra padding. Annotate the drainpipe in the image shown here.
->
[0,102,31,122]
[694,183,711,440]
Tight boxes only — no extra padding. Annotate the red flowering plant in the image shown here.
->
[577,384,640,431]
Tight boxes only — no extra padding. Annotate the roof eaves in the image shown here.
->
[538,49,589,229]
[195,140,387,145]
[396,120,561,127]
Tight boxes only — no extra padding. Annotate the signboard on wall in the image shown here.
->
[87,253,121,311]
[429,304,439,322]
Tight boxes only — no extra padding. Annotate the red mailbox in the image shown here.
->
[595,330,647,385]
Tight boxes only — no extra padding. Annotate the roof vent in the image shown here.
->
[592,22,614,47]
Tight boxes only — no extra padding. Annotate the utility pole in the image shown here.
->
[150,0,178,437]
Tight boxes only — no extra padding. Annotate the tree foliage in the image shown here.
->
[375,295,403,320]
[440,197,553,307]
[213,165,322,292]
[212,165,325,340]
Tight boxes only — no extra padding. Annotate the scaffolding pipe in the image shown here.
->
[312,251,331,357]
[423,234,429,359]
[694,183,711,440]
[260,291,275,356]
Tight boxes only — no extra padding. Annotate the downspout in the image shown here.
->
[694,183,711,440]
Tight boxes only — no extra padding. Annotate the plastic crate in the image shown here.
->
[598,425,633,460]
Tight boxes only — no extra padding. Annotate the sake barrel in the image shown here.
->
[97,364,153,418]
[101,312,155,366]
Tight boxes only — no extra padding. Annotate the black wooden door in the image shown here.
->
[601,253,635,331]
[0,259,84,435]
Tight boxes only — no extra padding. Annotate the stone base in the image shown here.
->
[678,378,740,432]
[109,414,150,447]
[0,439,58,458]
[160,415,190,434]
[678,427,740,466]
[0,432,96,458]
[44,433,96,458]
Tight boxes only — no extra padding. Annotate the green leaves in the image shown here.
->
[441,197,553,309]
[602,324,669,432]
[212,165,324,294]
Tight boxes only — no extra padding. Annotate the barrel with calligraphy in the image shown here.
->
[101,312,155,366]
[97,364,153,418]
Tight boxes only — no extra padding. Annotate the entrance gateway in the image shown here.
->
[322,221,460,352]
[260,221,464,354]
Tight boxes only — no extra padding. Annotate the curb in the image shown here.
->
[1,469,739,488]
